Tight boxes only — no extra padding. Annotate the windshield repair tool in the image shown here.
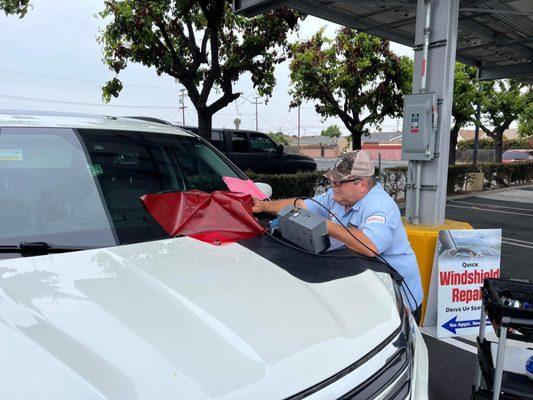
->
[277,205,330,254]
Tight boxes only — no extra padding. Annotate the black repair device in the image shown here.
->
[277,205,331,253]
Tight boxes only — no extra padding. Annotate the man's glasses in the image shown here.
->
[329,178,363,187]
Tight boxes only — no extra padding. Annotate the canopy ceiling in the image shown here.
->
[234,0,533,82]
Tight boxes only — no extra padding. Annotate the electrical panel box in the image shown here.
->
[401,93,438,161]
[277,205,330,254]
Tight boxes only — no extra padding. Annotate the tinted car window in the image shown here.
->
[210,130,225,152]
[503,151,528,160]
[0,128,242,249]
[250,133,278,153]
[231,132,249,152]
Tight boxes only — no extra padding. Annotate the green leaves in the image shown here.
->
[267,131,289,145]
[451,62,478,129]
[474,79,530,162]
[320,124,341,144]
[101,78,123,103]
[518,90,533,138]
[98,0,302,139]
[289,28,411,149]
[0,0,31,17]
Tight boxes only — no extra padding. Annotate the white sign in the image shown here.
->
[434,229,501,337]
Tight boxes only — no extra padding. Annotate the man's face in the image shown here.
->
[330,178,369,207]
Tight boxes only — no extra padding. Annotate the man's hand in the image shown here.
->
[251,197,307,215]
[252,198,265,214]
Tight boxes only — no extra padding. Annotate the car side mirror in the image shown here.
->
[277,144,284,154]
[254,182,273,199]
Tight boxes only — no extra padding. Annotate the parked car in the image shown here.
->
[127,118,316,174]
[502,149,533,163]
[184,126,317,174]
[0,110,428,399]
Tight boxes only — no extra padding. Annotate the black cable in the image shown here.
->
[294,196,419,311]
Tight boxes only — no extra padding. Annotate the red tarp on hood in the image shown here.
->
[141,190,265,244]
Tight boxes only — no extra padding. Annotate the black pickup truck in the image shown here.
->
[126,117,316,174]
[185,127,317,174]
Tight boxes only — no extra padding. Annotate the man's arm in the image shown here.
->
[252,198,307,215]
[326,221,379,257]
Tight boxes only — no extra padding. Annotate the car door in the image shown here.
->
[226,131,251,171]
[249,132,282,173]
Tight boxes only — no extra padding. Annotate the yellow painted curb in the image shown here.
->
[402,218,473,325]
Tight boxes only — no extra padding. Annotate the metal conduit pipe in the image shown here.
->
[411,0,432,224]
[413,161,422,225]
[420,0,432,94]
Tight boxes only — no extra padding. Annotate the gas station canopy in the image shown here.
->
[234,0,533,82]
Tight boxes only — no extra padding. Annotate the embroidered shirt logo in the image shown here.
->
[365,215,386,224]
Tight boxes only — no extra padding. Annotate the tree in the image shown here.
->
[476,79,530,162]
[518,90,533,138]
[267,131,289,145]
[448,63,478,164]
[99,1,301,139]
[289,27,412,150]
[0,0,31,17]
[320,124,341,144]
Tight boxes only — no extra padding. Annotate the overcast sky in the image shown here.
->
[0,0,413,136]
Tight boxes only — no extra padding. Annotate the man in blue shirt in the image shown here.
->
[252,150,423,322]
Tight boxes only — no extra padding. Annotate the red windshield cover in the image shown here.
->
[141,190,265,244]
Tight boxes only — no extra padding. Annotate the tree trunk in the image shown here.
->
[494,129,504,163]
[350,130,362,150]
[448,125,460,165]
[197,110,212,140]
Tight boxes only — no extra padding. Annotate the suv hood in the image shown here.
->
[0,237,400,400]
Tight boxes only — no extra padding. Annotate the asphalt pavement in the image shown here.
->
[422,186,533,399]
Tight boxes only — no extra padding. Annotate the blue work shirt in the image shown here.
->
[304,182,423,311]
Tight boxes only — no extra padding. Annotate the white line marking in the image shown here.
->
[449,200,533,212]
[439,338,478,354]
[447,204,533,217]
[502,240,533,249]
[503,237,533,245]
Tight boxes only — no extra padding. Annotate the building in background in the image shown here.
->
[287,131,401,161]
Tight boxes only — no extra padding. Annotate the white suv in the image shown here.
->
[0,111,428,399]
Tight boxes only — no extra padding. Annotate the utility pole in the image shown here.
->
[179,89,187,126]
[297,105,301,154]
[254,96,262,132]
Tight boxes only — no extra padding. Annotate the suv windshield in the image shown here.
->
[0,127,242,250]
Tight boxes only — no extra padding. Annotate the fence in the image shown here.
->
[455,149,495,163]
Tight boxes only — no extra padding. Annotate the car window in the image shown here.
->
[503,151,527,160]
[0,127,243,249]
[0,128,116,247]
[231,132,249,152]
[210,130,225,152]
[250,133,278,153]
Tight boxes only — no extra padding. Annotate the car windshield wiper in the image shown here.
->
[0,241,90,255]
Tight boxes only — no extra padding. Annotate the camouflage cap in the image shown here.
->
[323,150,375,182]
